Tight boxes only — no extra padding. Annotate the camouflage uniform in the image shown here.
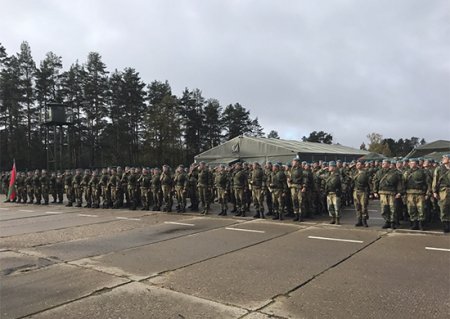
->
[233,164,248,217]
[197,164,212,214]
[432,156,450,232]
[250,163,265,218]
[138,170,151,210]
[351,163,370,226]
[323,163,342,224]
[173,166,188,213]
[40,171,50,205]
[32,171,42,204]
[25,172,34,203]
[404,161,431,230]
[215,166,230,215]
[151,169,162,211]
[270,164,288,220]
[160,167,173,212]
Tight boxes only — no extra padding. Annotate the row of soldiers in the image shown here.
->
[2,155,449,232]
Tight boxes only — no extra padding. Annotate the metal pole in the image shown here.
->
[59,125,63,171]
[54,126,57,171]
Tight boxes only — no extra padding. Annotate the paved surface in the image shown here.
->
[0,198,449,319]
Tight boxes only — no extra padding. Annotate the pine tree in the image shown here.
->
[60,61,86,167]
[222,103,253,140]
[203,99,223,149]
[144,81,182,166]
[83,52,109,167]
[17,41,37,167]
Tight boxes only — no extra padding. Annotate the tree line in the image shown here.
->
[0,42,265,170]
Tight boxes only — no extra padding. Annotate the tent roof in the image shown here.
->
[358,152,386,160]
[405,140,450,158]
[195,135,368,162]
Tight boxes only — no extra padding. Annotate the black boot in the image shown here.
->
[330,217,336,224]
[253,210,260,218]
[279,213,283,220]
[260,211,265,219]
[362,218,368,227]
[355,218,363,227]
[335,217,340,225]
[382,221,390,229]
[293,214,299,222]
[443,221,450,233]
[272,213,279,220]
[411,220,419,230]
[419,221,424,231]
[390,222,396,229]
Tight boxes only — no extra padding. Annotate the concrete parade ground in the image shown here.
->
[0,198,449,319]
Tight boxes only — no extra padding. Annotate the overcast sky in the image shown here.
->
[1,0,449,147]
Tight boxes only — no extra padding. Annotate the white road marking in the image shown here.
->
[425,247,450,252]
[368,210,378,212]
[19,209,35,212]
[116,217,141,221]
[0,208,9,210]
[370,217,384,220]
[45,211,63,214]
[396,229,443,235]
[164,221,195,226]
[308,236,364,243]
[225,227,265,234]
[78,214,98,217]
[321,223,342,227]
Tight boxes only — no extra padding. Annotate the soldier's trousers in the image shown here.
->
[252,187,264,212]
[437,189,450,222]
[84,187,92,206]
[265,189,273,213]
[290,186,304,214]
[65,186,74,204]
[41,186,49,204]
[198,186,210,210]
[140,188,150,209]
[74,186,82,205]
[271,189,285,214]
[161,185,172,211]
[27,186,34,203]
[217,187,228,211]
[406,193,426,222]
[91,187,101,207]
[49,187,56,202]
[102,186,111,207]
[152,188,162,209]
[128,187,137,208]
[56,189,63,203]
[326,193,341,218]
[34,187,42,203]
[234,187,245,212]
[379,193,396,223]
[353,190,368,219]
[175,186,186,211]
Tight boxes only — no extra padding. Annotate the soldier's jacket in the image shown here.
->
[128,173,138,188]
[373,168,403,194]
[233,169,248,189]
[433,164,450,192]
[324,171,342,195]
[250,167,265,188]
[50,175,56,190]
[121,172,129,186]
[403,167,431,194]
[351,169,370,192]
[32,175,41,187]
[159,172,172,187]
[138,174,151,188]
[288,167,306,187]
[40,175,50,189]
[215,171,230,189]
[64,173,73,186]
[16,175,25,188]
[89,175,100,190]
[25,175,33,188]
[187,172,197,191]
[81,174,91,188]
[197,169,212,188]
[108,175,118,188]
[151,173,161,190]
[100,174,109,187]
[173,171,188,188]
[56,175,63,190]
[73,174,82,188]
[270,170,288,191]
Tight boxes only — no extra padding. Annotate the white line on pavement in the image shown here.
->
[45,211,63,214]
[425,247,450,252]
[225,227,265,234]
[368,210,378,212]
[164,221,195,226]
[370,217,384,220]
[116,217,141,221]
[78,214,98,217]
[19,209,35,212]
[0,208,9,210]
[308,236,364,243]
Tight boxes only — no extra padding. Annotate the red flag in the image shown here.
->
[6,161,16,202]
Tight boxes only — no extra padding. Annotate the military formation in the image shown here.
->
[2,154,449,233]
